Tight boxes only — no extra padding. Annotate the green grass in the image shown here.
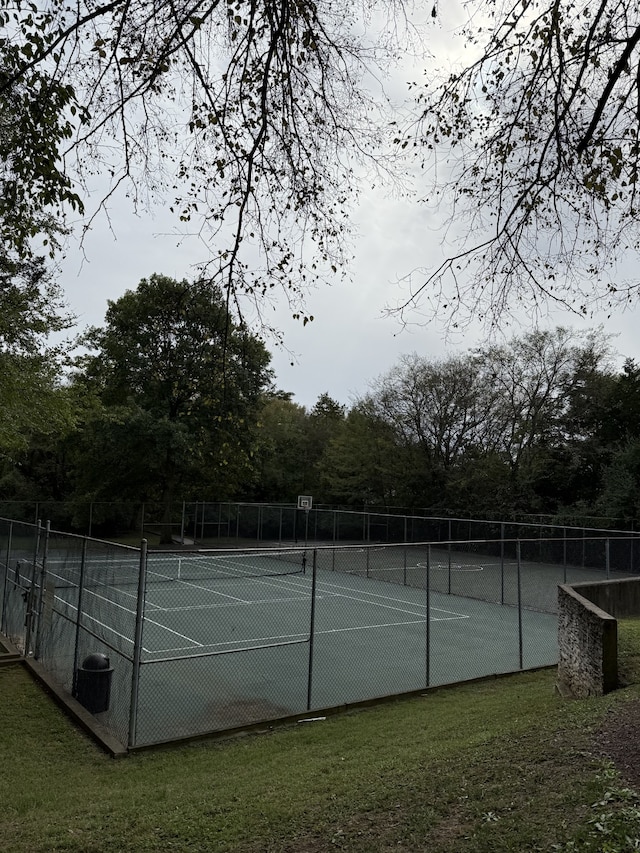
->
[618,617,640,685]
[0,670,635,851]
[2,626,640,851]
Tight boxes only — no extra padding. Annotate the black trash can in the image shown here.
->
[74,653,114,714]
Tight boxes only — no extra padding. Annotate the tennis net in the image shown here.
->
[17,547,307,592]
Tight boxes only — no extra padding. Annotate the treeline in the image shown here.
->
[258,328,640,528]
[2,273,640,535]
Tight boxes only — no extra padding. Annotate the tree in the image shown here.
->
[400,0,640,327]
[74,274,273,540]
[0,255,76,458]
[252,393,309,501]
[2,1,420,318]
[304,394,346,499]
[368,352,495,502]
[319,399,407,508]
[0,36,84,260]
[357,328,614,514]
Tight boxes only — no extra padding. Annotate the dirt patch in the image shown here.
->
[596,699,640,790]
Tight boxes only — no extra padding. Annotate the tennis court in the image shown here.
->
[4,519,637,749]
[25,544,559,746]
[124,564,557,744]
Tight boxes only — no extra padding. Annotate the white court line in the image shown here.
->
[57,590,204,652]
[159,594,317,613]
[148,568,470,621]
[140,615,203,653]
[145,578,250,607]
[149,630,309,654]
[66,565,469,655]
[149,611,468,655]
[55,596,135,649]
[288,573,468,620]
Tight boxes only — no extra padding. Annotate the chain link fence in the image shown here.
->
[2,516,639,750]
[1,500,637,548]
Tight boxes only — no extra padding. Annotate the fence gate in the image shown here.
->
[0,521,47,657]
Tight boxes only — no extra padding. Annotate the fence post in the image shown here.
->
[0,520,13,634]
[306,549,318,711]
[34,520,51,659]
[72,536,89,698]
[517,540,523,670]
[426,544,431,688]
[24,520,42,656]
[500,522,505,605]
[128,539,148,749]
[180,501,186,546]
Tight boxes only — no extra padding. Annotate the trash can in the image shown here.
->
[74,653,114,714]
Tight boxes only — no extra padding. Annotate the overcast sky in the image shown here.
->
[57,6,640,410]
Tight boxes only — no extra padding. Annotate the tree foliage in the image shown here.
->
[1,0,418,317]
[358,327,614,513]
[0,254,76,459]
[0,16,84,260]
[73,274,273,537]
[400,0,640,326]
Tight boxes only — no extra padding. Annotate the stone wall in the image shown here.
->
[557,584,617,697]
[557,577,640,698]
[568,577,640,620]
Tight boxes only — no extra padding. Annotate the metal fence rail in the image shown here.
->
[1,500,638,548]
[2,516,638,750]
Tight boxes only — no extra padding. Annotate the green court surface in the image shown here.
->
[9,540,628,747]
[52,558,559,746]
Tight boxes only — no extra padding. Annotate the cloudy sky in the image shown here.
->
[57,6,640,410]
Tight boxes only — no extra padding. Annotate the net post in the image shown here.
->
[128,539,148,749]
[606,538,610,579]
[306,549,318,711]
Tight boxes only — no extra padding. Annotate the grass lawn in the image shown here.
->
[2,627,640,851]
